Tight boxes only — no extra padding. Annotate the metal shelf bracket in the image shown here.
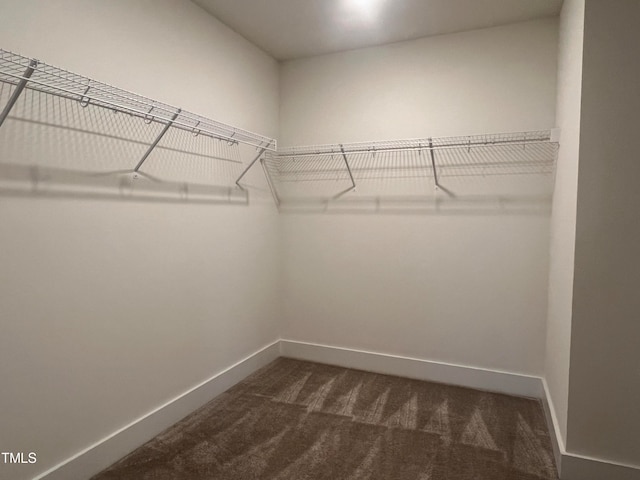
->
[260,157,280,207]
[134,109,181,172]
[340,144,356,191]
[235,146,268,189]
[0,58,37,128]
[428,138,440,189]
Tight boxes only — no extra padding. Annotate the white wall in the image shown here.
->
[280,19,558,146]
[0,1,280,479]
[279,20,558,375]
[567,0,640,467]
[545,0,584,447]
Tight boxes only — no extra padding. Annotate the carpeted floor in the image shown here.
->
[92,358,558,480]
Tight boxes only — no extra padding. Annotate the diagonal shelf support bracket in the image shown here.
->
[260,158,280,207]
[135,109,181,172]
[428,138,440,189]
[340,144,356,192]
[236,146,267,190]
[0,58,38,128]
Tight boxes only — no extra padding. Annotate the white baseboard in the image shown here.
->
[34,340,281,480]
[541,378,565,472]
[542,379,640,480]
[279,339,545,398]
[561,454,640,480]
[283,340,640,479]
[33,338,640,480]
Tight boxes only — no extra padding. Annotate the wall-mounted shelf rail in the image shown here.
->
[263,131,559,207]
[0,48,276,201]
[0,49,276,151]
[0,49,557,210]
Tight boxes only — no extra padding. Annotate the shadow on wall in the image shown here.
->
[0,82,554,212]
[265,133,557,215]
[0,86,255,205]
[277,194,552,216]
[275,171,554,216]
[0,163,250,205]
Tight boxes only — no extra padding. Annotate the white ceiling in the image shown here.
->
[192,0,563,61]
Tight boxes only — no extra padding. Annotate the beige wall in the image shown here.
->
[0,0,278,135]
[279,19,558,376]
[567,0,640,466]
[0,1,280,479]
[545,0,584,447]
[8,2,637,476]
[280,19,558,146]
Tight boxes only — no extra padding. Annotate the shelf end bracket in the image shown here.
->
[428,138,440,189]
[340,144,356,192]
[235,146,268,190]
[0,59,38,128]
[260,158,280,207]
[134,109,181,172]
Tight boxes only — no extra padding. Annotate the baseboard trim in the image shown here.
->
[280,339,544,399]
[34,338,640,480]
[541,378,565,472]
[561,453,640,480]
[541,379,640,480]
[34,340,281,480]
[283,340,640,479]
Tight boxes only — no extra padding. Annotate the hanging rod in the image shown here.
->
[0,49,276,151]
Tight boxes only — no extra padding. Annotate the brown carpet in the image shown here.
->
[92,358,558,480]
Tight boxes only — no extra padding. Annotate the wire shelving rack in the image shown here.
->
[0,48,276,200]
[262,131,559,207]
[0,49,559,209]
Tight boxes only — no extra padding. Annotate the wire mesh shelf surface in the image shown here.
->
[264,131,559,205]
[0,49,276,151]
[0,49,558,209]
[0,48,277,202]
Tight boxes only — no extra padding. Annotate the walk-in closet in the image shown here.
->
[1,1,639,479]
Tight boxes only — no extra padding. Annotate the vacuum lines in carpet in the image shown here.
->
[92,358,558,480]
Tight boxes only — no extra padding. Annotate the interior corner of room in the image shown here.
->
[0,0,639,479]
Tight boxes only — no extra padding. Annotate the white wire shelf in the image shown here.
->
[263,131,559,205]
[0,49,558,208]
[0,49,276,151]
[275,131,552,157]
[0,48,277,200]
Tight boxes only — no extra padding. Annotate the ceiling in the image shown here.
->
[192,0,563,61]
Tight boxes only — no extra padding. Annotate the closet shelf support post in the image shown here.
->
[134,109,181,172]
[0,59,38,128]
[428,138,440,189]
[260,158,280,207]
[235,146,267,189]
[340,144,356,191]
